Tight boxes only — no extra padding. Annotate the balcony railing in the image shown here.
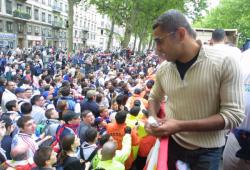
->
[52,21,63,29]
[13,10,31,20]
[52,6,61,13]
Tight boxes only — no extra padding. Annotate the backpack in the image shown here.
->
[39,120,60,147]
[80,145,98,162]
[51,125,74,153]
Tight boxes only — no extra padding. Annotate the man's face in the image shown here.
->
[153,26,180,62]
[6,82,16,92]
[22,119,36,135]
[51,109,59,119]
[16,92,25,99]
[36,96,45,107]
[24,90,32,99]
[83,112,95,125]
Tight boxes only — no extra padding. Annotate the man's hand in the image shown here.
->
[145,118,181,137]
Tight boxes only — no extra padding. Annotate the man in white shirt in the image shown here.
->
[1,81,17,112]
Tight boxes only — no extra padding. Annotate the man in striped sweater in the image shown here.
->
[145,9,245,170]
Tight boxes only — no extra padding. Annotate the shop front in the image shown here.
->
[0,33,17,49]
[26,35,42,48]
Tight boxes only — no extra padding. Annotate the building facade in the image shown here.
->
[0,0,68,49]
[0,0,123,50]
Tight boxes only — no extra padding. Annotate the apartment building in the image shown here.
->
[0,0,123,50]
[0,0,68,49]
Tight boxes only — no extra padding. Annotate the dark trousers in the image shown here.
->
[168,137,223,170]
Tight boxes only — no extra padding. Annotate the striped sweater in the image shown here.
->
[149,42,245,149]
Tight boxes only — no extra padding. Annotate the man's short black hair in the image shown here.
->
[5,100,17,111]
[130,106,140,117]
[30,95,42,105]
[33,146,52,167]
[85,127,98,143]
[21,102,32,115]
[61,86,70,96]
[153,9,196,39]
[115,110,127,124]
[212,29,226,42]
[99,134,111,147]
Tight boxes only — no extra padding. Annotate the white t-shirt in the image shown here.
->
[239,49,250,129]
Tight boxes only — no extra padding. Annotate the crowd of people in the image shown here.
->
[0,34,159,170]
[0,9,249,170]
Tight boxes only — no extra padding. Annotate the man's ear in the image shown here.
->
[176,27,186,42]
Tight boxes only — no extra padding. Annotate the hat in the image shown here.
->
[86,90,97,99]
[62,110,80,123]
[15,87,25,94]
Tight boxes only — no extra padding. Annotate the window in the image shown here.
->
[65,4,67,12]
[6,0,12,14]
[17,4,22,11]
[101,21,104,27]
[48,0,51,6]
[27,25,32,34]
[42,28,46,36]
[42,0,46,5]
[101,29,103,35]
[75,30,77,37]
[42,12,46,22]
[48,29,52,37]
[60,3,63,11]
[48,14,51,24]
[0,20,3,32]
[34,9,39,20]
[26,7,31,16]
[6,22,13,33]
[35,26,40,35]
[17,23,24,33]
[65,5,68,12]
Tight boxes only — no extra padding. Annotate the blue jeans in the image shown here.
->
[168,137,223,170]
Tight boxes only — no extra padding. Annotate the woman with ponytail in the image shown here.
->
[57,134,90,170]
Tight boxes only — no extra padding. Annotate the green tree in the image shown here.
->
[194,0,250,46]
[90,0,207,51]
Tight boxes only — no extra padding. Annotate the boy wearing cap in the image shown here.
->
[53,110,81,150]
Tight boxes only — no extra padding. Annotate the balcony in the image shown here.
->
[52,6,61,13]
[13,10,31,20]
[52,21,63,29]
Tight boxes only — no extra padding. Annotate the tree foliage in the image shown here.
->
[194,0,250,46]
[90,0,207,50]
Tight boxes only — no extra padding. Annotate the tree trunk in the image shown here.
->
[106,19,115,52]
[138,37,142,52]
[121,24,132,49]
[67,0,74,55]
[147,35,153,51]
[132,34,137,52]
